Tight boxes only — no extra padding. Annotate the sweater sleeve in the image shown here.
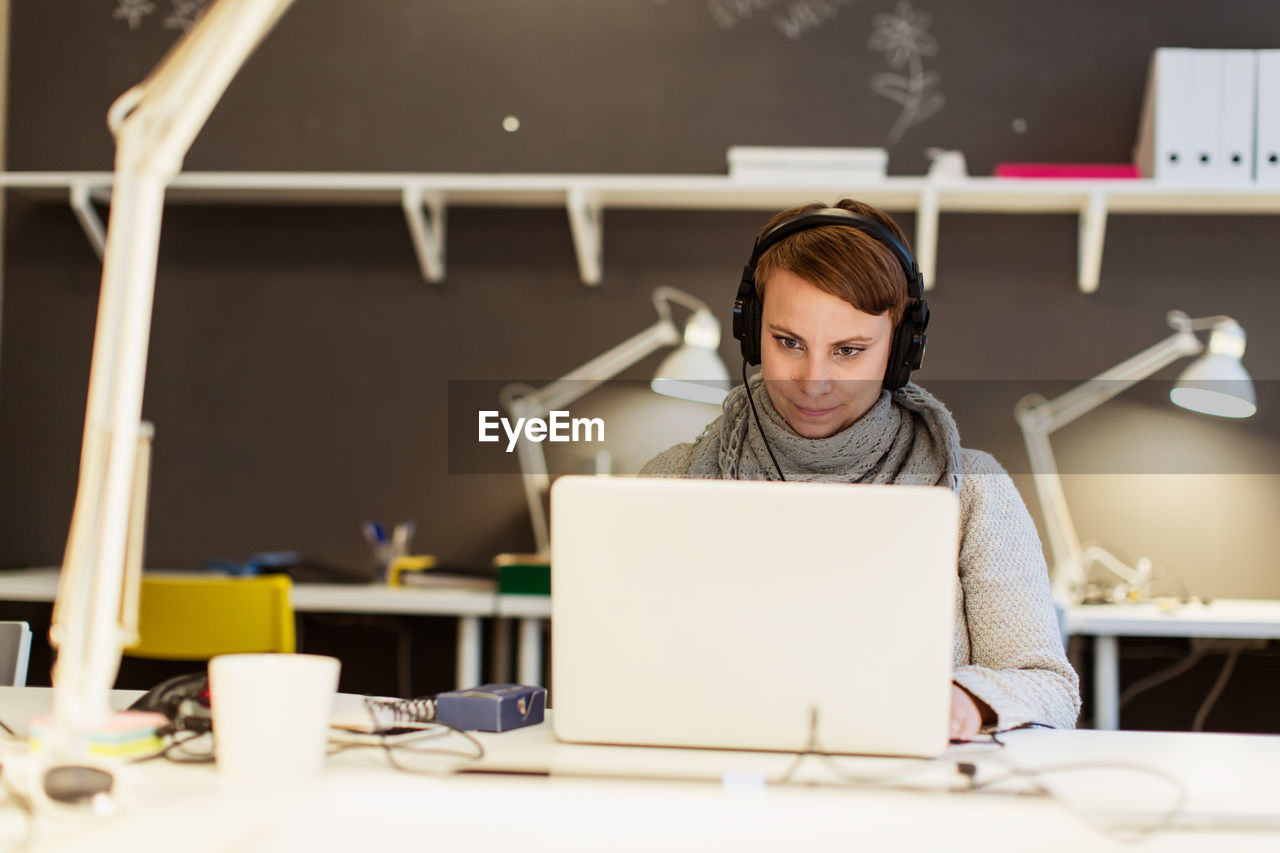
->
[950,450,1082,731]
[638,443,694,477]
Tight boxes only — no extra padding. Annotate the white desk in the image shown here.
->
[1067,599,1280,731]
[0,568,496,690]
[1,687,1278,851]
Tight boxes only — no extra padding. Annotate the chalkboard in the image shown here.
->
[9,0,1280,175]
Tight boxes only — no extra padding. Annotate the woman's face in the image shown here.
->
[759,269,894,439]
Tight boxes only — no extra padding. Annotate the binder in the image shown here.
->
[1134,48,1195,183]
[1257,50,1280,187]
[1219,50,1258,187]
[0,621,32,687]
[1188,49,1225,185]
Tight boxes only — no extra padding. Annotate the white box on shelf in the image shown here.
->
[1256,50,1280,187]
[726,146,888,182]
[1187,49,1226,185]
[1219,50,1258,187]
[1134,48,1196,183]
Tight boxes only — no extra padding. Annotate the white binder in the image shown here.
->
[1219,50,1258,187]
[1256,50,1280,188]
[0,621,32,687]
[1188,50,1225,185]
[1134,48,1195,183]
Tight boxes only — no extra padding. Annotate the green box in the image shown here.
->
[497,561,550,596]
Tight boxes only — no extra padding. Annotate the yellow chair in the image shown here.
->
[126,574,296,660]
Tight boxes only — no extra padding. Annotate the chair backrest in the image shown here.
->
[0,621,32,686]
[126,574,295,660]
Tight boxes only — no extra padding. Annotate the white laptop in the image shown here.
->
[550,475,960,758]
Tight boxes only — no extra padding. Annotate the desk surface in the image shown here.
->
[1068,599,1280,638]
[0,567,496,616]
[1,687,1278,851]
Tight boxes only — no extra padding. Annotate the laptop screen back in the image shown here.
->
[550,475,960,758]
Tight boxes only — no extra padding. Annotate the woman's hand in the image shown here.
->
[949,684,987,741]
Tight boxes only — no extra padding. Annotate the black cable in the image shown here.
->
[0,719,16,739]
[161,732,216,765]
[379,722,485,773]
[1191,646,1241,732]
[771,707,941,787]
[1119,648,1206,710]
[742,359,785,481]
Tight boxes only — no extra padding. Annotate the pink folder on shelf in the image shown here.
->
[994,163,1141,179]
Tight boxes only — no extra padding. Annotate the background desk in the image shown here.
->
[496,593,552,687]
[1067,599,1280,731]
[0,568,496,690]
[488,597,1280,732]
[1,687,1279,851]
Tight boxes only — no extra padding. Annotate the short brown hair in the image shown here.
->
[753,199,912,326]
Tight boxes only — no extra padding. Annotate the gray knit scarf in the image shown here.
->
[681,373,963,492]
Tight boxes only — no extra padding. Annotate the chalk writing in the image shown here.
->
[707,0,786,31]
[112,0,155,30]
[163,0,209,32]
[868,1,944,143]
[774,0,862,41]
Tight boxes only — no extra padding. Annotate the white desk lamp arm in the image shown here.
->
[500,288,715,556]
[1014,312,1205,604]
[52,0,294,751]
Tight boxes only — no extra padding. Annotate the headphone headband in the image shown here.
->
[748,208,923,300]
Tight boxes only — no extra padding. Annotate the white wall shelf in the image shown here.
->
[4,171,1280,291]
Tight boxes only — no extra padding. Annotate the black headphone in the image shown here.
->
[731,207,930,391]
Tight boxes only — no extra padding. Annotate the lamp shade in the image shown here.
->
[1170,321,1256,418]
[650,308,730,405]
[651,345,730,405]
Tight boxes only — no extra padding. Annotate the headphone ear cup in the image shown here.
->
[883,297,928,391]
[732,274,763,365]
[746,290,762,365]
[882,317,911,391]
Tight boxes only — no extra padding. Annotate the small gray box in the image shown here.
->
[435,684,546,732]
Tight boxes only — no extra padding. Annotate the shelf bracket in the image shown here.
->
[69,181,108,259]
[916,186,940,290]
[1077,190,1108,294]
[566,186,603,285]
[401,185,446,283]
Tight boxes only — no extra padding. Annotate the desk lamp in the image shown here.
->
[49,0,296,764]
[500,286,730,557]
[1014,311,1256,605]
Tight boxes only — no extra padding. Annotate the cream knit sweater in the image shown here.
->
[640,442,1082,731]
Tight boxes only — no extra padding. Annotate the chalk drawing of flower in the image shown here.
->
[164,0,209,32]
[868,1,944,143]
[113,0,156,31]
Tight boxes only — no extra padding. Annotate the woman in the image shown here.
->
[641,199,1081,738]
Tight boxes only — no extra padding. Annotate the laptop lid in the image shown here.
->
[550,475,960,758]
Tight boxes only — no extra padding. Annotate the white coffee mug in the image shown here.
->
[208,653,341,784]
